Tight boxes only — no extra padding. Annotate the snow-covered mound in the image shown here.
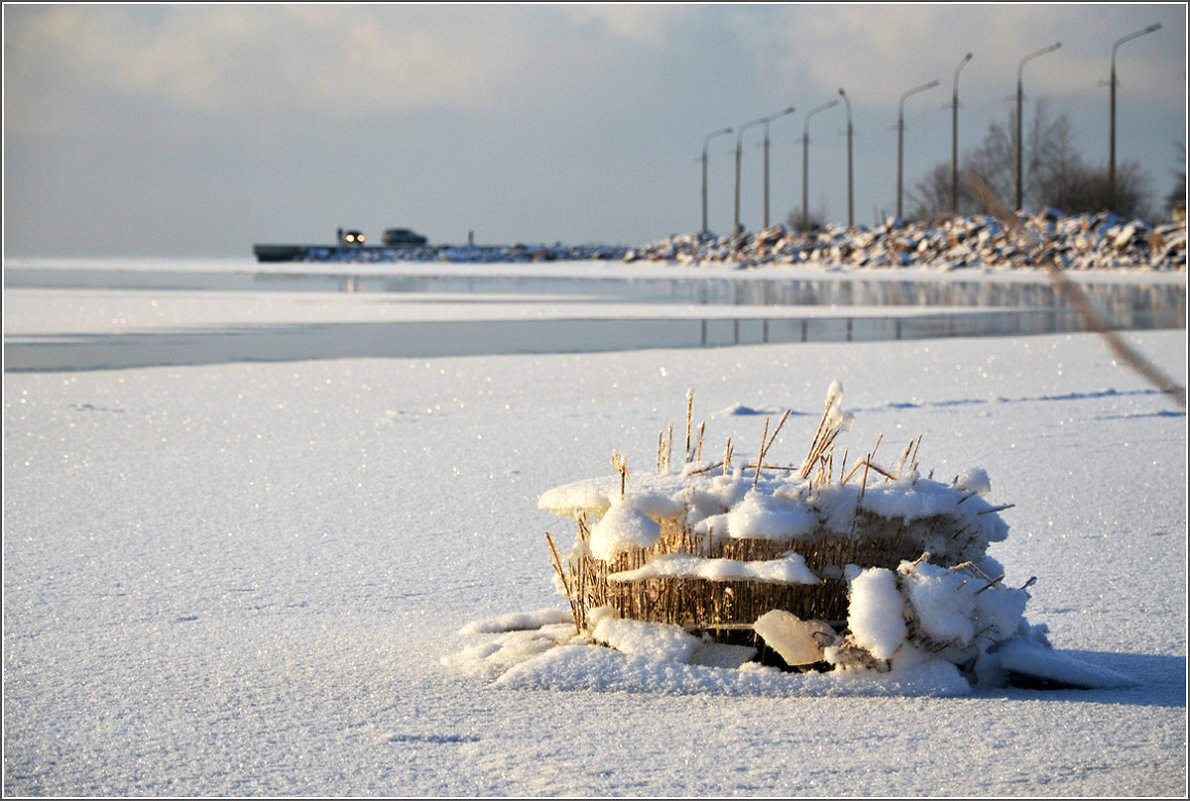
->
[449,383,1136,695]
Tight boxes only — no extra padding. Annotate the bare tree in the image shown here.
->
[921,98,1156,219]
[1166,141,1186,219]
[908,162,983,219]
[785,205,827,233]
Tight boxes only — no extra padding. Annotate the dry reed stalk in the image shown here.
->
[611,450,630,497]
[895,438,915,476]
[841,456,866,486]
[865,461,897,481]
[685,389,695,462]
[696,421,706,462]
[947,560,1006,594]
[977,503,1015,515]
[753,417,771,488]
[972,574,1006,596]
[723,437,734,476]
[752,409,792,488]
[802,403,832,474]
[546,532,581,634]
[966,173,1186,410]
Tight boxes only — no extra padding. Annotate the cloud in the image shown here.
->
[738,4,1184,110]
[3,3,1183,256]
[6,6,529,121]
[4,4,715,134]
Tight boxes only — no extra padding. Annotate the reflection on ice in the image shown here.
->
[3,264,1184,372]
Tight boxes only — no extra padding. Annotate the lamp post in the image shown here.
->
[897,80,939,219]
[702,126,732,234]
[761,106,797,228]
[801,100,839,230]
[733,114,768,236]
[1016,42,1061,212]
[734,108,795,235]
[951,52,973,214]
[838,88,854,227]
[1110,23,1161,212]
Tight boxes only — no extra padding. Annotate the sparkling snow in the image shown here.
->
[3,259,1186,796]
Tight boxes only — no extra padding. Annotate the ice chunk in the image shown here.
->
[754,610,835,666]
[991,638,1137,690]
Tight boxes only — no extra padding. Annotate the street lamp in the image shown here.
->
[802,99,839,230]
[734,108,795,235]
[897,80,939,219]
[838,88,854,227]
[761,106,797,228]
[1016,42,1061,211]
[1110,23,1161,212]
[734,114,767,236]
[702,126,732,234]
[951,52,973,214]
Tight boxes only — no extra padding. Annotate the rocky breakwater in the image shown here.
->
[625,210,1187,272]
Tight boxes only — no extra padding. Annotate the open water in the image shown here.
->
[4,264,1185,372]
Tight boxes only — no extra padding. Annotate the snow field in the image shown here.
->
[3,306,1186,796]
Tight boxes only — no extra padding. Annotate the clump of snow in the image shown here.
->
[823,379,854,432]
[593,617,702,663]
[900,557,1027,651]
[544,465,1009,557]
[840,567,907,661]
[588,498,662,560]
[443,622,579,678]
[537,472,687,519]
[954,466,992,496]
[457,608,575,635]
[700,488,818,540]
[609,552,819,585]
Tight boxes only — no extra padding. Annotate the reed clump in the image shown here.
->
[540,385,1014,642]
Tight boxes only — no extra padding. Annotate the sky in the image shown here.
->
[3,3,1187,258]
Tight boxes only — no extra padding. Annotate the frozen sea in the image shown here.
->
[3,257,1187,797]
